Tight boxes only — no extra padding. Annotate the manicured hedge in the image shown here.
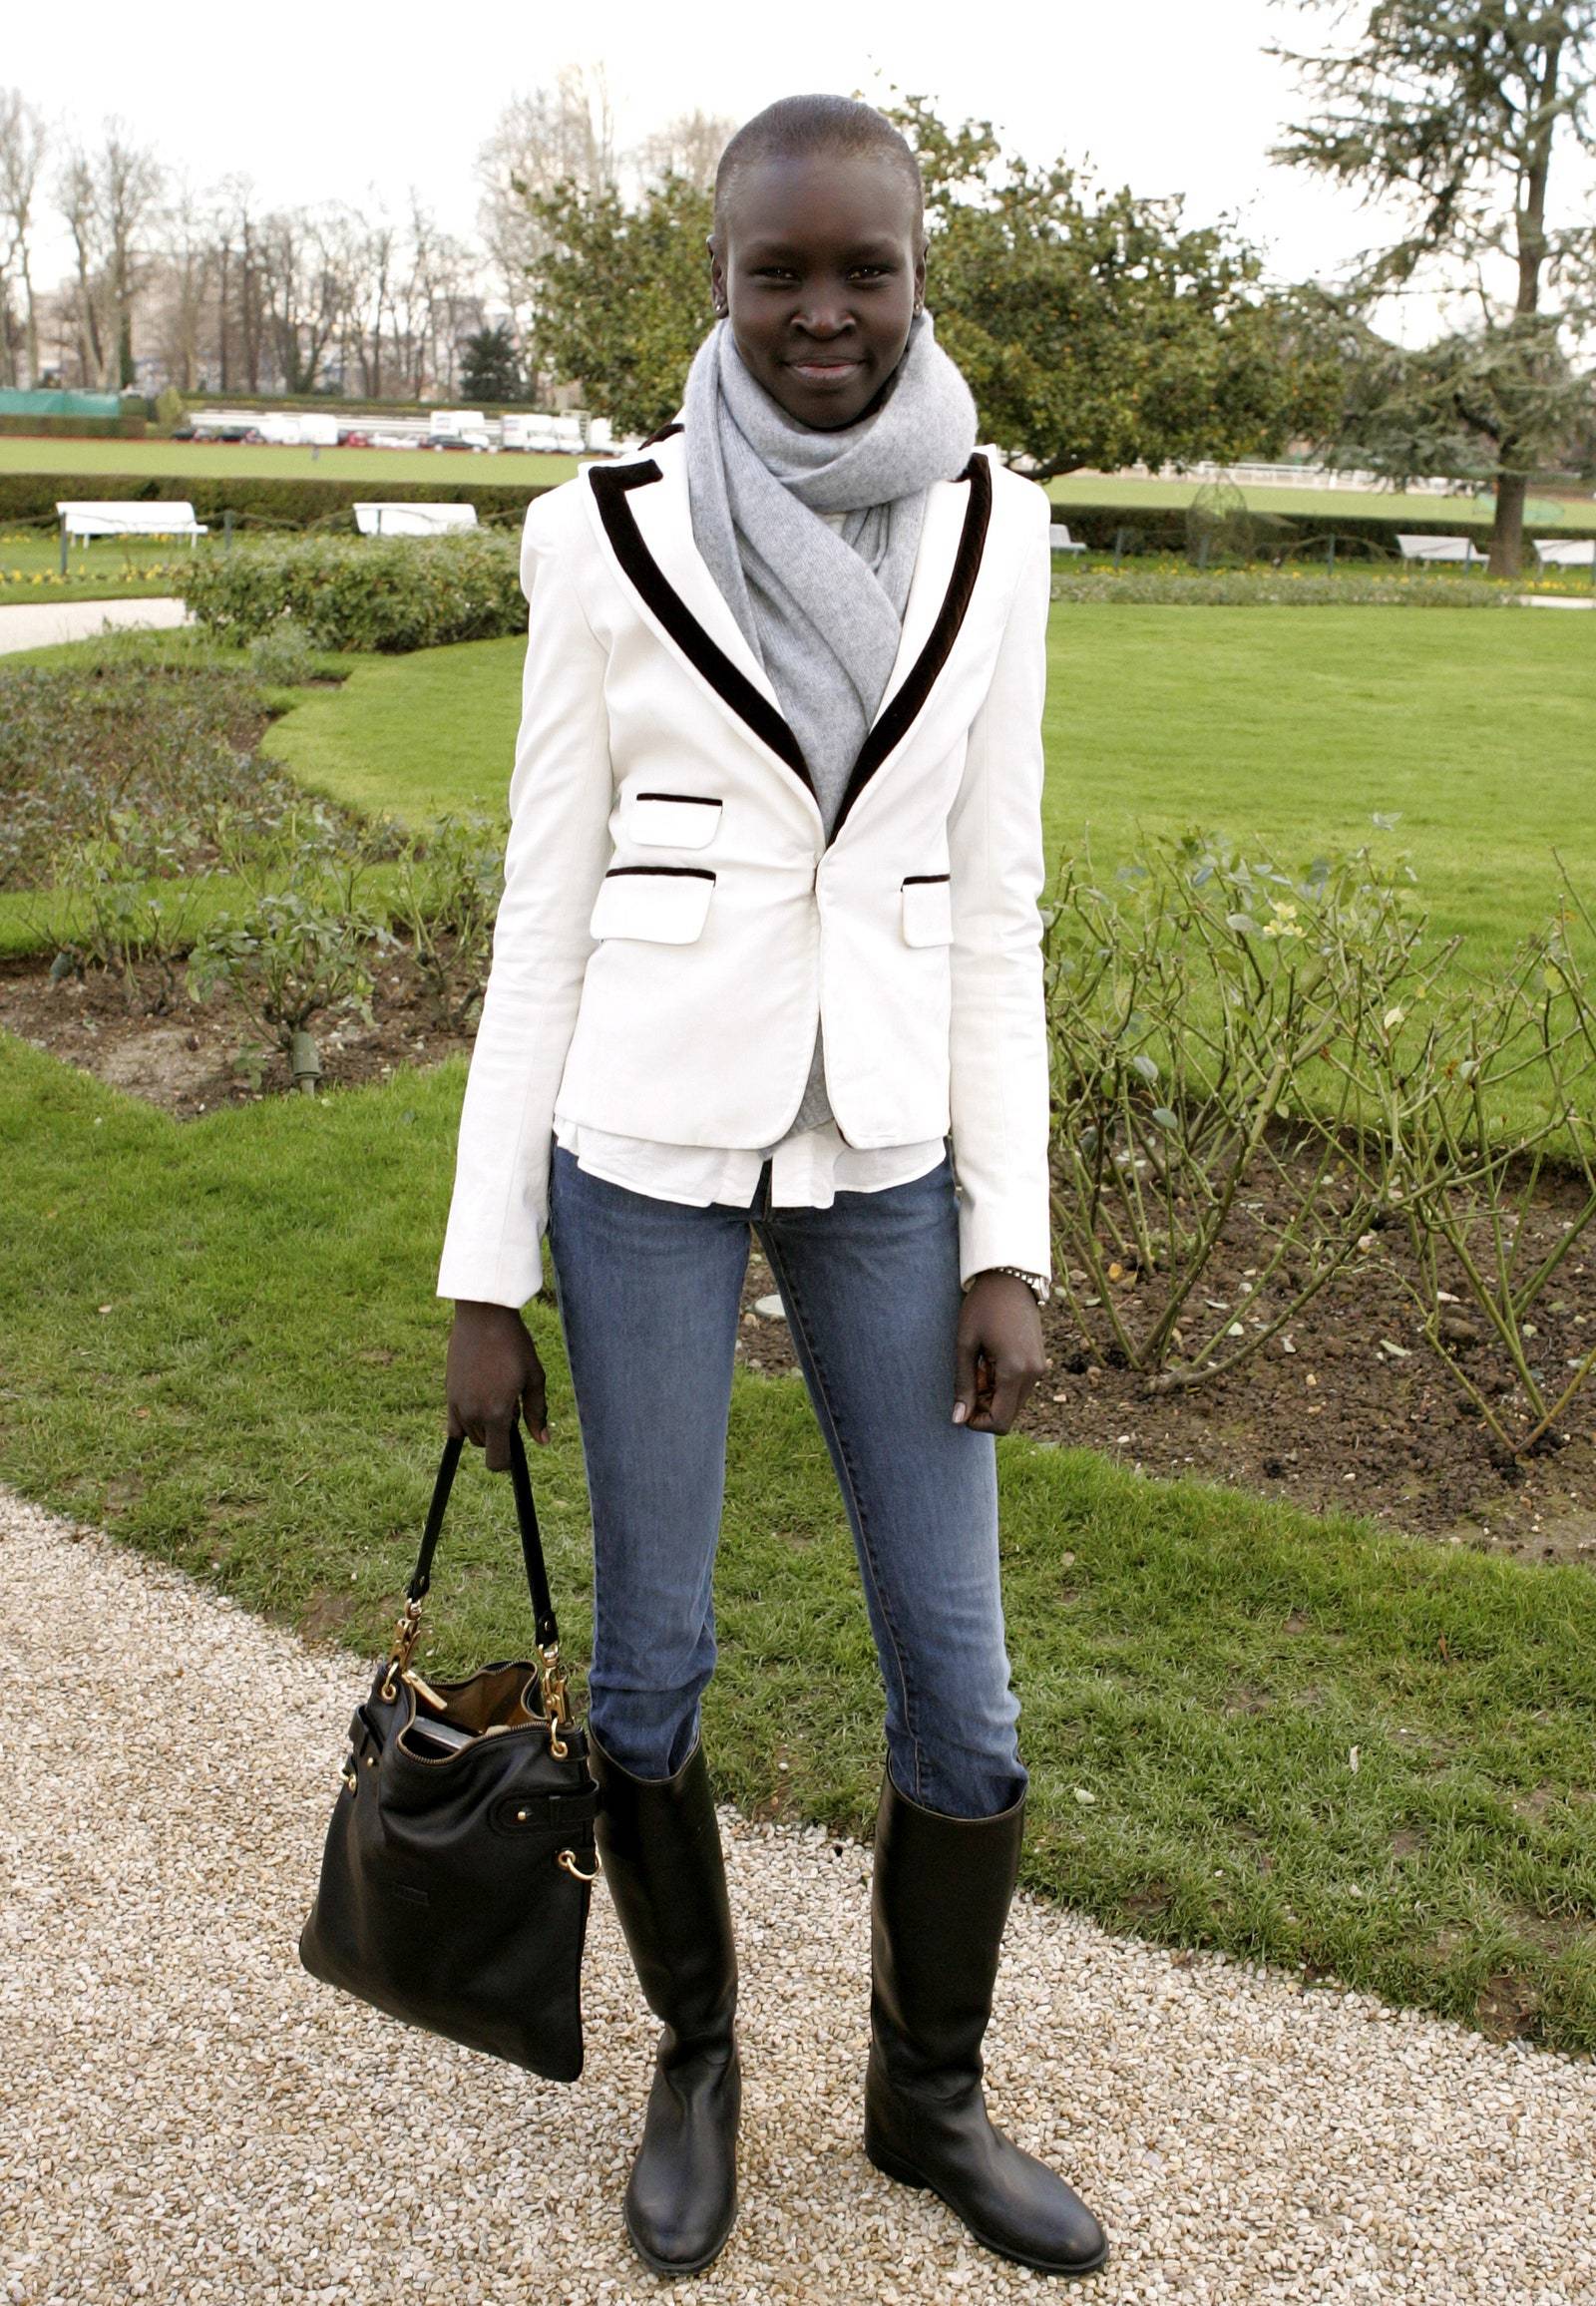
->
[0,414,147,440]
[178,532,526,651]
[0,472,543,531]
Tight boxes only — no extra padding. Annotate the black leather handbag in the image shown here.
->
[299,1426,598,2081]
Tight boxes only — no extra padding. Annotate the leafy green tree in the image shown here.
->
[1270,0,1596,576]
[529,173,714,438]
[523,109,1339,464]
[460,321,525,404]
[888,99,1342,481]
[1329,304,1593,498]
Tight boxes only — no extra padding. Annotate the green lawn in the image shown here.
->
[2,1029,1593,2050]
[1045,604,1596,973]
[267,606,1596,981]
[271,643,524,824]
[0,435,576,491]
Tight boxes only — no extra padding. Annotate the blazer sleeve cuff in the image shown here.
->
[957,1194,1053,1297]
[435,1232,544,1309]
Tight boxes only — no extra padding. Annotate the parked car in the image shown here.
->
[428,409,493,452]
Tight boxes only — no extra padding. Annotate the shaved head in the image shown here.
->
[713,95,924,245]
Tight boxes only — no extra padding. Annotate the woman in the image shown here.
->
[439,93,1107,2284]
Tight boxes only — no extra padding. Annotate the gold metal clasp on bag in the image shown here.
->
[381,1594,425,1702]
[539,1641,572,1757]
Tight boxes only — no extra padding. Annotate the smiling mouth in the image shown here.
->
[787,356,864,383]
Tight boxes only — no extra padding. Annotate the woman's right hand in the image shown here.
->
[446,1302,551,1470]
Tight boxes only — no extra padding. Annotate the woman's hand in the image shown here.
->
[953,1273,1046,1435]
[446,1301,551,1470]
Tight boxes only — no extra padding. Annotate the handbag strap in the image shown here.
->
[383,1426,568,1713]
[407,1427,558,1651]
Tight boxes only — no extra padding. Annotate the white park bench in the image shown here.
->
[1396,533,1481,566]
[1049,522,1087,556]
[1533,538,1596,571]
[56,499,208,575]
[57,499,208,547]
[353,502,479,538]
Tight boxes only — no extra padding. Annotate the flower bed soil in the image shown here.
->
[6,940,1594,1566]
[0,939,475,1116]
[734,1198,1596,1566]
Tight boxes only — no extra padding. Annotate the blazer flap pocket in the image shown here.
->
[627,792,723,849]
[590,866,714,945]
[901,874,953,948]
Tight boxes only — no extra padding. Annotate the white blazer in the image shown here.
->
[436,427,1054,1309]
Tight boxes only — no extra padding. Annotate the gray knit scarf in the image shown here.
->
[681,310,978,1131]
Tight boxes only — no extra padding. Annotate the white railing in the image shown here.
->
[1117,459,1471,497]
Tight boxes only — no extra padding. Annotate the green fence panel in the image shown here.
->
[0,389,124,419]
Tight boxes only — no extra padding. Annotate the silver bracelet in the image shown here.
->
[962,1265,1050,1308]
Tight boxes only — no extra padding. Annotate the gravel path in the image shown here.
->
[0,596,190,655]
[4,1482,1594,2306]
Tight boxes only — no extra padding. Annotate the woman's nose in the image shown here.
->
[794,296,854,339]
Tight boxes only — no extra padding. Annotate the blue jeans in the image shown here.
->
[545,1138,1027,1819]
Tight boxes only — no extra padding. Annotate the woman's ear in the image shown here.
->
[912,240,928,316]
[707,235,728,319]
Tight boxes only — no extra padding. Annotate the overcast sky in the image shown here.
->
[2,0,1524,343]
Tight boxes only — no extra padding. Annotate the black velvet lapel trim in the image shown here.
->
[589,460,815,798]
[588,449,994,842]
[829,452,994,841]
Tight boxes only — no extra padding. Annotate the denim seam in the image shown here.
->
[754,1219,925,1804]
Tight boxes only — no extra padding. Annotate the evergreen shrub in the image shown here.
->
[179,532,526,651]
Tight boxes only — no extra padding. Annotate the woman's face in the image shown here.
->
[709,151,927,431]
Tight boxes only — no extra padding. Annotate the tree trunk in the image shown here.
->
[20,250,38,387]
[1490,34,1563,580]
[1489,470,1528,579]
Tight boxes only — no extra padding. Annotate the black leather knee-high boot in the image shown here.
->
[589,1727,741,2277]
[864,1767,1108,2278]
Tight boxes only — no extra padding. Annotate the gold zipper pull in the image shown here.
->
[402,1665,449,1713]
